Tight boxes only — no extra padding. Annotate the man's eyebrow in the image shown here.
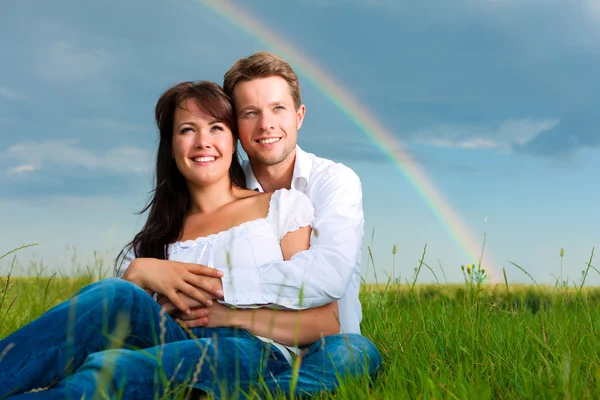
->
[237,105,256,113]
[238,101,290,112]
[268,101,290,107]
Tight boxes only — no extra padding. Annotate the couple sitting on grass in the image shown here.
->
[0,52,382,399]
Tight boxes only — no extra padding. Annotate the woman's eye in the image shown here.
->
[180,127,193,134]
[211,125,224,132]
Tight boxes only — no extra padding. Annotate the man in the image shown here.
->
[172,52,382,396]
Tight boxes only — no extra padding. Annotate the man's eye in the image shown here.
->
[245,111,256,116]
[274,106,285,111]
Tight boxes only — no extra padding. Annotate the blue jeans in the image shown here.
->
[0,278,381,399]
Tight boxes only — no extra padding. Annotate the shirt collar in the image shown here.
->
[244,145,311,193]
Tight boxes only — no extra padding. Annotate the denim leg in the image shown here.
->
[10,330,290,400]
[0,278,189,397]
[262,333,382,397]
[188,326,247,340]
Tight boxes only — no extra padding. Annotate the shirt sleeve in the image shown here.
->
[272,189,315,240]
[114,245,135,279]
[219,165,364,309]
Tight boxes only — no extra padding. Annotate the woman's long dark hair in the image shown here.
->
[115,81,245,273]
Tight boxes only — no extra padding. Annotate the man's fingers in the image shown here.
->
[156,295,168,306]
[179,308,209,321]
[183,317,208,328]
[161,301,177,314]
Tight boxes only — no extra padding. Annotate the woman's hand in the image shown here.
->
[122,258,224,314]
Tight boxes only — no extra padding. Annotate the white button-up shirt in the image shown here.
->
[218,145,365,334]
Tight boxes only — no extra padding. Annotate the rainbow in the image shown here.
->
[195,0,499,282]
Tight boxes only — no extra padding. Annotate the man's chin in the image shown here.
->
[251,153,286,167]
[251,146,295,167]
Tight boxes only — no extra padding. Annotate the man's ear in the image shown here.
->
[296,104,306,130]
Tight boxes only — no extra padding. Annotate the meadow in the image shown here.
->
[1,245,599,399]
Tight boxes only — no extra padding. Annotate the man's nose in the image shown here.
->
[259,113,275,131]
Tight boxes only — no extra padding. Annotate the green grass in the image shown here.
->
[1,247,600,399]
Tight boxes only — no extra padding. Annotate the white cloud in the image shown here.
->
[412,118,559,150]
[9,164,39,174]
[5,139,152,175]
[37,40,117,82]
[588,1,600,19]
[497,118,560,145]
[0,86,20,101]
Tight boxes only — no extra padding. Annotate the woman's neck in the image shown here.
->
[188,177,237,215]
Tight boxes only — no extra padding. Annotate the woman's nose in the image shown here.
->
[194,131,212,148]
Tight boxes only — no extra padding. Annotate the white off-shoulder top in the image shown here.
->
[117,188,316,364]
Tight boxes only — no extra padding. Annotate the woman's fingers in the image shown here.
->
[182,271,223,301]
[174,288,205,310]
[186,274,223,299]
[165,290,191,314]
[179,282,213,306]
[185,264,224,278]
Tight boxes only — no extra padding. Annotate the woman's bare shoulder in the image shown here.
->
[233,188,275,219]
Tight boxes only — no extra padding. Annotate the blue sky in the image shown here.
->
[1,0,598,285]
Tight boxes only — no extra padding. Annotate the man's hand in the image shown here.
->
[175,307,211,328]
[122,258,224,314]
[202,302,240,328]
[158,292,212,327]
[170,302,240,329]
[157,291,210,314]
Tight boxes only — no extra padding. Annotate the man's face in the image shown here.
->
[233,76,305,166]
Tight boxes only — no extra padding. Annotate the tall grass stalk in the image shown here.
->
[1,246,600,398]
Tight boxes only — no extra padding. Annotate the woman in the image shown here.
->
[0,81,339,399]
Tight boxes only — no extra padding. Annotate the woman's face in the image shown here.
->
[172,98,234,189]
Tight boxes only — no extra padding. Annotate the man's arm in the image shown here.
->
[218,165,364,310]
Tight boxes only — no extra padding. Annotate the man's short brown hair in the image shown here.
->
[223,52,302,109]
